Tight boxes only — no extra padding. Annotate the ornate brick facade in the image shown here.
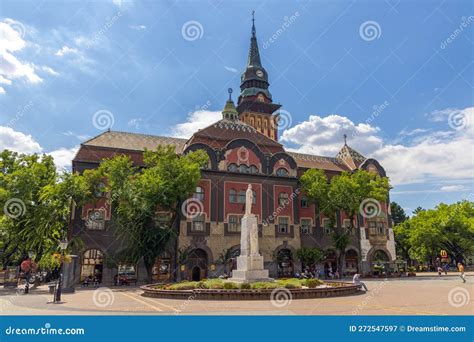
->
[69,18,396,285]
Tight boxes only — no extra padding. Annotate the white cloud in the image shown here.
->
[128,118,143,129]
[0,126,42,153]
[48,146,78,171]
[55,45,79,57]
[0,75,12,85]
[0,87,4,94]
[170,110,222,138]
[281,114,383,156]
[0,18,61,93]
[40,66,59,76]
[129,25,146,31]
[224,66,237,73]
[440,185,467,192]
[281,107,474,186]
[0,126,77,170]
[62,131,90,141]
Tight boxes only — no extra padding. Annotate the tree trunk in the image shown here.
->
[144,258,153,284]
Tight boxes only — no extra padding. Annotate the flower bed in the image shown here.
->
[141,278,361,300]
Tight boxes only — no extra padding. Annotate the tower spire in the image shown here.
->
[252,10,256,37]
[247,10,261,67]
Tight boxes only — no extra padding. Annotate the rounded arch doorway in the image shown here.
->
[187,248,208,281]
[276,248,294,278]
[81,249,103,284]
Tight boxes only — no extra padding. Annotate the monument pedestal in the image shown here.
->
[230,255,272,283]
[228,212,273,284]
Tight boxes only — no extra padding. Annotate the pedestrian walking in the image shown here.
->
[458,262,466,283]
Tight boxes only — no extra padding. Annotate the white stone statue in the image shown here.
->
[245,184,253,216]
[229,183,272,283]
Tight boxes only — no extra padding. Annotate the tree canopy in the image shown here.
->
[394,201,474,264]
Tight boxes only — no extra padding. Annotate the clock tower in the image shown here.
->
[237,12,282,141]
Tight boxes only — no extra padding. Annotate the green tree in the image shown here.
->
[300,169,333,223]
[329,170,390,274]
[391,202,408,225]
[413,206,424,215]
[98,146,208,282]
[0,150,94,269]
[295,247,325,272]
[395,201,474,265]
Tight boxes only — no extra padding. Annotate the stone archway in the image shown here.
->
[276,248,294,278]
[186,248,208,281]
[345,249,359,275]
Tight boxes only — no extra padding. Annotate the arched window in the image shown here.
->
[239,164,248,173]
[300,196,308,208]
[276,168,289,177]
[194,186,204,201]
[249,165,258,174]
[228,163,238,172]
[229,189,237,203]
[238,190,246,203]
[278,192,289,206]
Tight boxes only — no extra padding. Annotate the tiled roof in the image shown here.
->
[82,130,187,153]
[74,130,370,174]
[287,152,349,172]
[335,144,367,170]
[187,118,284,154]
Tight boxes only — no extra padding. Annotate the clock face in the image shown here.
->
[256,70,264,77]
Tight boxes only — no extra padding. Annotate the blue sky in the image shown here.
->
[0,0,473,214]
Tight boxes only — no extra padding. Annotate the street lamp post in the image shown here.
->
[54,239,68,303]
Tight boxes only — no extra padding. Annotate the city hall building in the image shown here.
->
[70,20,396,285]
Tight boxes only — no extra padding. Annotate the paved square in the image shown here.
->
[1,274,472,316]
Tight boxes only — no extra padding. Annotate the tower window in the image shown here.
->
[276,168,289,177]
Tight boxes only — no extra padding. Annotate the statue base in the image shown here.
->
[228,255,273,284]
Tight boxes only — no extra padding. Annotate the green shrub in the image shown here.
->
[197,281,209,289]
[251,282,279,289]
[167,281,199,290]
[305,278,323,288]
[223,282,239,289]
[276,278,302,288]
[239,283,251,289]
[207,279,224,289]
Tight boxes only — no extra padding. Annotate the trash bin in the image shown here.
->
[48,284,56,294]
